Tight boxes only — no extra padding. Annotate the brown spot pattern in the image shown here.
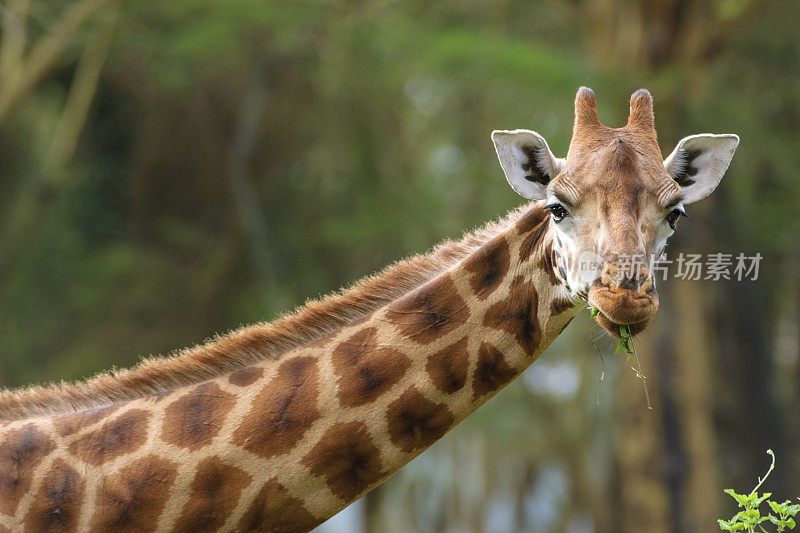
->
[23,459,84,533]
[463,237,511,299]
[332,327,411,407]
[231,356,320,459]
[68,409,149,466]
[517,207,550,261]
[472,343,517,400]
[172,457,251,533]
[386,275,469,344]
[550,298,574,316]
[237,479,320,533]
[52,405,120,437]
[161,382,235,450]
[228,366,264,387]
[0,424,55,515]
[551,248,568,284]
[539,243,560,286]
[483,276,542,355]
[89,455,177,532]
[516,206,548,234]
[426,337,469,394]
[386,387,455,453]
[302,422,384,502]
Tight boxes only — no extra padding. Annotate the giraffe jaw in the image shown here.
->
[587,284,659,338]
[592,311,651,339]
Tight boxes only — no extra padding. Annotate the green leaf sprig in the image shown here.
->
[588,307,652,410]
[718,449,800,532]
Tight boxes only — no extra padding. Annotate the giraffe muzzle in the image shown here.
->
[587,260,659,338]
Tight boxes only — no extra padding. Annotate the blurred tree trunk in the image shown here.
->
[613,331,671,533]
[775,248,800,486]
[715,251,783,496]
[672,278,720,530]
[579,0,766,69]
[362,490,382,532]
[228,59,285,312]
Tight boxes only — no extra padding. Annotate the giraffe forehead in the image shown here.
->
[554,133,677,210]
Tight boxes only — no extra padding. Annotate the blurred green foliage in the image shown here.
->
[1,0,799,530]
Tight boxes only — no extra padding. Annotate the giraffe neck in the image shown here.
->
[0,203,581,532]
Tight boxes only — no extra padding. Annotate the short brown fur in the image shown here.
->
[0,206,533,421]
[0,87,722,532]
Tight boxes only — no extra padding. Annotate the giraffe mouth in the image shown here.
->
[587,284,659,338]
[592,311,651,339]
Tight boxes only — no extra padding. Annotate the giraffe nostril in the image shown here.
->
[639,275,655,292]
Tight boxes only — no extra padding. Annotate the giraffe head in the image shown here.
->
[492,87,738,337]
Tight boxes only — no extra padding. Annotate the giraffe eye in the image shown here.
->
[545,203,568,223]
[665,207,686,230]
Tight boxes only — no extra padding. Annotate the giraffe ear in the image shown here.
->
[663,133,739,204]
[492,129,564,200]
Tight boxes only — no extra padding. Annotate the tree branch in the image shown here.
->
[0,0,31,93]
[46,5,119,174]
[0,0,114,127]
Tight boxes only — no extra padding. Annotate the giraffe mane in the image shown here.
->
[0,203,535,421]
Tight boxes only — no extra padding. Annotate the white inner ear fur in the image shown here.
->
[492,129,564,200]
[663,133,739,205]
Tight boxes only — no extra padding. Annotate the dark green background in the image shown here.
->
[1,1,798,530]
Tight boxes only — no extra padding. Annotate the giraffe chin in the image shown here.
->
[588,286,658,338]
[593,312,651,339]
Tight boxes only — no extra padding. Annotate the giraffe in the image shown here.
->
[0,88,738,532]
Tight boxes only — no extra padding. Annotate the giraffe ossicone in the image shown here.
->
[0,88,737,532]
